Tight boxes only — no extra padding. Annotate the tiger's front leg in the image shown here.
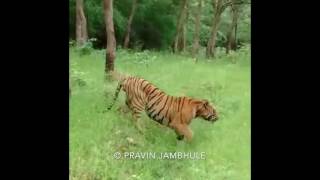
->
[171,123,193,142]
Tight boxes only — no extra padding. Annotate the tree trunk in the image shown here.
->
[103,0,116,76]
[174,0,188,53]
[206,12,221,58]
[226,2,239,54]
[123,0,138,48]
[206,0,223,58]
[183,2,190,50]
[192,0,202,58]
[234,21,237,48]
[76,0,88,46]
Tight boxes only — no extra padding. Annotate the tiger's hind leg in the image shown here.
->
[117,105,131,117]
[132,108,145,134]
[117,98,131,114]
[132,110,144,134]
[115,98,132,118]
[126,97,145,134]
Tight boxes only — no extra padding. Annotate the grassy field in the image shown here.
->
[70,46,251,180]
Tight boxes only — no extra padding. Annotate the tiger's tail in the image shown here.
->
[107,79,125,110]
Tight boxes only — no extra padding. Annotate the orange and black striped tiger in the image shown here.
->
[107,76,219,141]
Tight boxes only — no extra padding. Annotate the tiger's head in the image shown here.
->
[195,99,219,122]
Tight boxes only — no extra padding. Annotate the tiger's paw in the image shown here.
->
[177,135,184,140]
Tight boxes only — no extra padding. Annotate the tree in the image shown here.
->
[192,0,202,58]
[123,0,138,48]
[69,0,250,51]
[103,0,116,75]
[226,0,239,53]
[173,0,188,53]
[206,0,249,58]
[76,0,88,46]
[206,0,225,58]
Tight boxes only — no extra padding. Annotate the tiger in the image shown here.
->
[107,75,219,142]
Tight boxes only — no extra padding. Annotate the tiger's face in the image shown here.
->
[196,100,219,122]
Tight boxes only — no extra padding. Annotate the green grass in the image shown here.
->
[70,47,251,180]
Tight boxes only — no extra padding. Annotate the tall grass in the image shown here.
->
[70,46,250,180]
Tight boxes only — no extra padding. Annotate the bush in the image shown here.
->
[76,38,97,56]
[70,61,87,88]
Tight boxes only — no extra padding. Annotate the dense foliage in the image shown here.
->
[69,0,250,50]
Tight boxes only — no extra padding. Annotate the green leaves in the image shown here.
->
[69,0,250,52]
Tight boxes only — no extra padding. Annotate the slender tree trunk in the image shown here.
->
[76,0,88,46]
[183,2,190,50]
[206,0,223,58]
[226,3,239,54]
[123,0,138,48]
[103,0,116,76]
[206,11,221,58]
[192,0,202,58]
[80,7,88,43]
[234,19,238,49]
[174,0,188,53]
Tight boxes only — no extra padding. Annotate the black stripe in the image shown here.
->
[149,93,158,102]
[135,79,144,105]
[148,87,158,96]
[128,78,134,95]
[177,97,181,112]
[147,94,163,111]
[151,112,158,119]
[134,78,139,92]
[135,93,144,106]
[149,96,166,118]
[168,116,172,124]
[179,97,185,123]
[147,95,164,111]
[159,116,165,124]
[147,101,157,112]
[140,79,147,87]
[152,98,166,119]
[131,99,142,110]
[132,78,140,97]
[139,80,147,93]
[142,83,150,92]
[180,97,185,111]
[148,108,157,118]
[150,96,166,119]
[132,78,138,94]
[155,95,169,117]
[149,91,163,102]
[147,94,165,111]
[164,96,173,118]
